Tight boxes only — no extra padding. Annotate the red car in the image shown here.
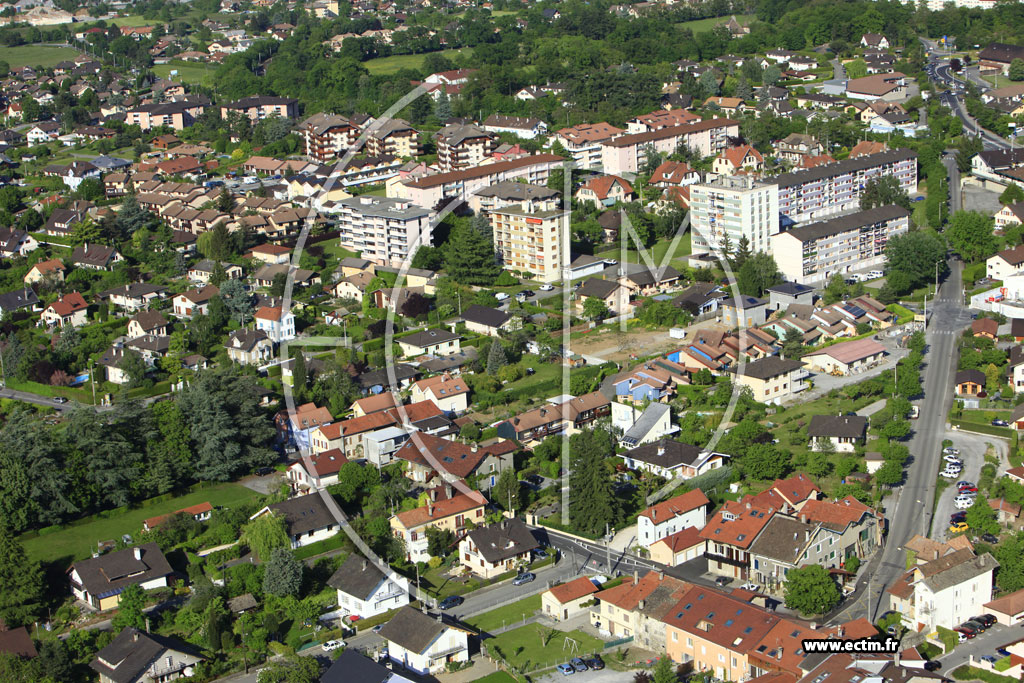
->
[954,627,977,639]
[959,485,979,493]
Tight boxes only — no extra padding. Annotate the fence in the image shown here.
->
[603,635,634,649]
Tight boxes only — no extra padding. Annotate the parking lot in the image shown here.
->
[533,665,631,682]
[934,431,1006,541]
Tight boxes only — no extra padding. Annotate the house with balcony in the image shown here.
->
[90,628,203,683]
[730,357,808,405]
[328,553,409,619]
[287,449,347,493]
[249,494,338,549]
[887,549,997,632]
[377,606,472,676]
[699,501,776,581]
[589,571,691,651]
[495,391,610,446]
[459,518,538,579]
[620,439,730,481]
[69,544,173,611]
[637,489,710,548]
[390,487,487,562]
[224,329,273,366]
[398,329,461,358]
[254,305,296,343]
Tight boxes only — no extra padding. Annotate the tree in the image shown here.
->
[1000,183,1024,206]
[884,231,947,292]
[262,547,303,597]
[241,512,289,560]
[945,211,997,263]
[874,458,903,486]
[781,326,804,360]
[425,526,455,557]
[0,525,43,627]
[568,428,616,535]
[400,292,430,319]
[220,278,253,325]
[435,89,452,120]
[116,194,150,237]
[112,584,146,631]
[652,656,676,683]
[730,235,752,270]
[486,339,508,375]
[118,349,147,388]
[783,565,841,616]
[216,186,235,213]
[269,272,287,298]
[860,176,911,212]
[736,252,782,297]
[411,245,444,271]
[443,220,500,285]
[742,443,789,481]
[492,468,522,512]
[583,296,610,321]
[1009,59,1024,82]
[965,495,1000,536]
[256,654,321,683]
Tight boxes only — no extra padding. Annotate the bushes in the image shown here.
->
[951,666,1019,683]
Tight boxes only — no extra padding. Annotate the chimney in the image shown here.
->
[639,599,646,610]
[776,647,783,661]
[436,613,443,623]
[746,502,751,510]
[657,444,665,456]
[658,570,664,581]
[430,488,437,502]
[133,547,142,561]
[428,504,434,517]
[132,631,140,642]
[362,559,367,571]
[634,569,639,583]
[800,513,807,524]
[837,625,844,638]
[471,443,478,453]
[894,649,900,667]
[652,509,657,521]
[445,483,453,499]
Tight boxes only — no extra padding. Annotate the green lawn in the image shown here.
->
[311,238,359,262]
[488,626,603,671]
[107,15,158,26]
[474,673,520,683]
[596,233,692,269]
[21,483,262,565]
[675,14,756,33]
[466,595,541,633]
[0,45,80,69]
[153,61,216,87]
[363,48,469,75]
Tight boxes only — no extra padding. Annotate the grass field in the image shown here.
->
[466,595,541,633]
[0,45,80,69]
[107,15,157,27]
[474,673,519,683]
[21,483,261,565]
[596,232,692,268]
[153,61,216,87]
[488,626,603,671]
[363,48,469,75]
[676,14,756,33]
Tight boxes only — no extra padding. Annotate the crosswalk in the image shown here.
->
[930,329,961,336]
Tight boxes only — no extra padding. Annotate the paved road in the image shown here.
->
[943,152,962,215]
[936,622,1017,673]
[0,386,83,411]
[831,58,846,82]
[839,260,974,623]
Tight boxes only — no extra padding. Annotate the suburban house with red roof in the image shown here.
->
[410,373,470,414]
[637,489,710,548]
[390,486,487,561]
[590,571,691,650]
[254,305,296,343]
[287,449,348,493]
[542,576,602,621]
[575,174,636,208]
[700,501,776,581]
[458,517,538,579]
[392,432,516,491]
[41,292,88,327]
[712,144,764,175]
[649,527,705,565]
[142,502,213,532]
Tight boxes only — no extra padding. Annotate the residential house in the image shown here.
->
[994,203,1024,231]
[637,489,710,548]
[555,122,624,169]
[576,278,630,317]
[575,175,636,208]
[482,114,547,139]
[712,144,764,175]
[0,287,40,314]
[615,402,675,447]
[972,317,999,340]
[765,282,815,311]
[351,392,398,417]
[377,606,471,675]
[731,357,807,405]
[719,296,768,328]
[495,391,611,445]
[321,650,417,683]
[954,369,986,397]
[41,291,88,327]
[328,553,409,619]
[23,258,64,285]
[142,502,212,532]
[398,329,461,358]
[97,345,143,385]
[435,123,496,172]
[542,577,601,622]
[69,544,173,610]
[0,228,37,258]
[700,500,776,580]
[460,304,514,337]
[801,338,887,375]
[807,415,868,452]
[649,527,705,566]
[590,571,691,651]
[254,305,296,343]
[392,433,515,491]
[172,285,219,318]
[219,95,298,121]
[775,133,824,164]
[410,374,469,414]
[287,449,347,493]
[90,628,203,683]
[249,494,338,549]
[620,439,730,481]
[127,310,168,338]
[459,518,539,578]
[989,498,1021,525]
[887,549,997,632]
[390,489,488,562]
[224,329,273,365]
[100,283,167,312]
[71,244,122,270]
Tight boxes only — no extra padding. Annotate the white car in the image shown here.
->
[605,259,618,265]
[943,447,961,455]
[866,270,884,279]
[943,454,962,464]
[495,292,510,301]
[940,469,961,479]
[954,496,974,510]
[322,639,344,651]
[539,284,555,291]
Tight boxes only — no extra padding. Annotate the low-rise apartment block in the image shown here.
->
[601,119,739,175]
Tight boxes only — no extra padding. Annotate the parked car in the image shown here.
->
[997,648,1011,658]
[570,658,588,673]
[372,624,383,633]
[584,655,605,670]
[255,467,274,476]
[965,619,988,632]
[940,469,961,479]
[438,596,463,610]
[951,511,967,524]
[525,474,544,486]
[53,396,68,403]
[322,640,344,651]
[957,631,969,643]
[958,623,981,635]
[534,548,549,560]
[557,663,575,676]
[957,481,976,489]
[943,454,963,464]
[715,576,732,587]
[512,572,535,586]
[539,284,555,291]
[958,485,979,493]
[981,656,1000,665]
[992,419,1010,427]
[944,447,961,455]
[954,497,973,510]
[950,521,969,533]
[975,614,998,627]
[495,292,510,301]
[954,626,976,639]
[924,661,942,672]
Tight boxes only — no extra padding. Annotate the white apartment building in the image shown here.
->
[771,204,910,285]
[774,149,918,225]
[601,119,739,175]
[554,122,624,169]
[690,176,779,257]
[490,202,567,283]
[336,195,433,267]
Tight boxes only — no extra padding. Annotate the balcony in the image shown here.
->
[704,551,747,568]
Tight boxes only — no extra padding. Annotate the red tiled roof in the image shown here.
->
[639,489,710,523]
[698,500,774,548]
[799,496,873,528]
[48,291,87,316]
[651,526,703,553]
[394,489,487,529]
[548,576,599,603]
[353,393,398,414]
[579,174,634,200]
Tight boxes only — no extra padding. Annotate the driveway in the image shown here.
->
[936,622,1015,673]
[932,432,998,541]
[785,336,910,404]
